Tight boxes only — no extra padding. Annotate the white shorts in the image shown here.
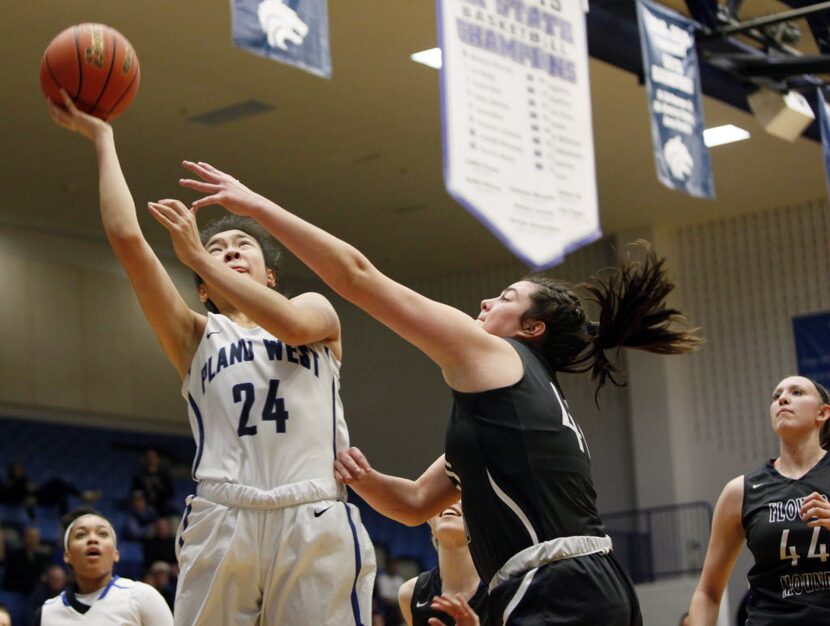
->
[174,478,376,626]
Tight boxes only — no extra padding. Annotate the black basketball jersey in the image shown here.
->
[742,452,830,624]
[444,338,605,583]
[410,567,488,626]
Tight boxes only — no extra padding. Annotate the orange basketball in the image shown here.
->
[40,23,140,121]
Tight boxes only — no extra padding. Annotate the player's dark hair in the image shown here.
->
[522,241,703,403]
[808,378,830,449]
[62,506,118,553]
[193,215,284,313]
[62,506,106,532]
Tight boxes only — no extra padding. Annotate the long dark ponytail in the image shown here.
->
[523,241,702,400]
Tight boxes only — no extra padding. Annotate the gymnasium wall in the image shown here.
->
[0,222,192,433]
[0,220,636,513]
[336,235,637,514]
[620,196,830,620]
[3,195,829,620]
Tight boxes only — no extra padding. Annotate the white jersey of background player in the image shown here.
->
[35,512,173,626]
[49,92,375,626]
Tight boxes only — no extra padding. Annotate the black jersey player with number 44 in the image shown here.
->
[689,376,830,625]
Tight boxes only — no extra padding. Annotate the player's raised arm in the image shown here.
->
[178,162,518,392]
[147,198,341,356]
[48,92,203,377]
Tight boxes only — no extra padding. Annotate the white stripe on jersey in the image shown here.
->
[486,468,539,544]
[182,313,350,490]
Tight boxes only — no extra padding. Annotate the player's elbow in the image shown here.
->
[328,249,377,297]
[106,230,145,256]
[691,585,724,612]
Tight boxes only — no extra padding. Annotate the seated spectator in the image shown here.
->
[0,462,99,519]
[0,603,10,626]
[377,557,406,626]
[131,450,174,516]
[123,491,158,541]
[372,581,387,626]
[35,479,99,516]
[0,462,36,513]
[25,564,66,624]
[143,561,175,611]
[142,518,176,571]
[4,527,51,594]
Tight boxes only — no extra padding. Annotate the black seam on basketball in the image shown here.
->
[104,63,139,119]
[73,25,83,101]
[44,54,64,95]
[92,30,117,112]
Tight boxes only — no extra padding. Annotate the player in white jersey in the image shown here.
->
[34,511,173,626]
[49,92,375,625]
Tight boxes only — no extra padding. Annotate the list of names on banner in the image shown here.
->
[440,0,599,268]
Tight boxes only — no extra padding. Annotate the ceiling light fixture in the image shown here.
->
[703,124,751,147]
[411,48,442,69]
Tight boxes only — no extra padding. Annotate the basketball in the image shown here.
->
[40,23,140,121]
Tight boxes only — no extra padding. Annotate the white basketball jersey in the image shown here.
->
[39,577,172,625]
[182,313,350,490]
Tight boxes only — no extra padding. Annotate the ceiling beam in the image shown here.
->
[586,1,821,141]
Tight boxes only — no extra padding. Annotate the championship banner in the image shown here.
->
[636,0,714,198]
[793,311,830,389]
[438,0,600,270]
[818,89,830,197]
[232,0,332,79]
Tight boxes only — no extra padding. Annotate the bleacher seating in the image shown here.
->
[0,415,437,592]
[0,589,26,625]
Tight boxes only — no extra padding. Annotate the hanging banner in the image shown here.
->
[438,0,600,270]
[232,0,332,79]
[793,311,830,389]
[636,0,714,198]
[818,89,830,197]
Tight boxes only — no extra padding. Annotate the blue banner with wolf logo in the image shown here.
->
[794,311,830,389]
[232,0,331,79]
[818,88,830,199]
[636,0,713,198]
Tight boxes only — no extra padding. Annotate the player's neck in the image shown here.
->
[75,572,113,595]
[223,309,258,329]
[776,439,826,478]
[437,544,479,597]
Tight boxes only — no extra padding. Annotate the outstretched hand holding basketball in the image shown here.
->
[48,89,111,142]
[41,23,140,121]
[179,161,265,218]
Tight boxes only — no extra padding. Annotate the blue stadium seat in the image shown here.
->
[0,590,26,625]
[0,505,29,533]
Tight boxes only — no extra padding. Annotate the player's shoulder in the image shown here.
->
[716,474,746,516]
[126,579,160,594]
[290,291,336,311]
[398,575,418,603]
[722,475,745,499]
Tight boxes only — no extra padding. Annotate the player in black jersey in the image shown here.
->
[688,376,830,625]
[399,500,486,626]
[178,164,702,624]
